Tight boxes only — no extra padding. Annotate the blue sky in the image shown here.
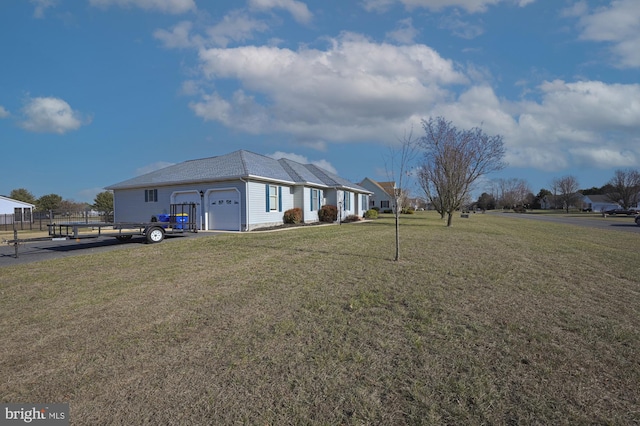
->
[1,0,639,203]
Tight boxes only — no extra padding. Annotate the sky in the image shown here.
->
[1,0,639,203]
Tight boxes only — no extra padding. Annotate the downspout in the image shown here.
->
[240,177,249,231]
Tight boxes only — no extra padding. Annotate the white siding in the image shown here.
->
[245,181,295,230]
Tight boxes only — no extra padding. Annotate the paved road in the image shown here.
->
[494,212,640,234]
[0,232,218,267]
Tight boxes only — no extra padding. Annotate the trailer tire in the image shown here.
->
[146,227,165,243]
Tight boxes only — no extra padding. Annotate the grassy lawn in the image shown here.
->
[1,212,638,424]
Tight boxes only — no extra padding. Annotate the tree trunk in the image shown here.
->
[394,210,400,261]
[447,212,453,227]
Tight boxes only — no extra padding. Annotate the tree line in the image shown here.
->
[475,169,640,213]
[5,188,114,214]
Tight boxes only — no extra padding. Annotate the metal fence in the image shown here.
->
[0,210,113,232]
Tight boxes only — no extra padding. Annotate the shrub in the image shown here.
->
[371,206,380,212]
[513,205,527,213]
[401,207,415,214]
[344,215,362,222]
[364,209,378,219]
[383,209,393,214]
[283,207,303,224]
[318,205,338,223]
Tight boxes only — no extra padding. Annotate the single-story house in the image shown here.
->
[0,195,34,225]
[105,150,372,231]
[581,194,621,212]
[359,178,396,211]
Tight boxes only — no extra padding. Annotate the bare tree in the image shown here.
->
[492,178,531,209]
[605,169,640,209]
[417,117,506,226]
[552,175,581,213]
[385,129,419,261]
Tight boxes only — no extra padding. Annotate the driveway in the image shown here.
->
[495,212,640,234]
[0,232,219,267]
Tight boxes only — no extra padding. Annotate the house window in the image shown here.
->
[145,189,158,202]
[311,188,322,211]
[344,191,351,210]
[14,208,23,222]
[265,185,282,212]
[381,200,390,209]
[269,185,278,211]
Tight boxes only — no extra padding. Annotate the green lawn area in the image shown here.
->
[1,212,638,424]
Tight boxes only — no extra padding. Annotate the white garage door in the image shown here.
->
[208,189,240,231]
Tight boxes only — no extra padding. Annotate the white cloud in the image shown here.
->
[268,151,338,174]
[573,0,640,68]
[153,21,194,48]
[154,11,270,49]
[0,106,9,118]
[386,18,419,44]
[19,97,89,134]
[205,10,270,47]
[89,0,196,14]
[30,0,56,18]
[438,14,484,39]
[248,0,313,24]
[362,0,534,14]
[191,33,466,144]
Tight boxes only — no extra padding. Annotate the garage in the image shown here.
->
[171,191,202,230]
[207,189,241,231]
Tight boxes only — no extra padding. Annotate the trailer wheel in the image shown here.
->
[115,235,133,242]
[146,227,165,243]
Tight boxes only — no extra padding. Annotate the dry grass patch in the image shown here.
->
[1,212,638,424]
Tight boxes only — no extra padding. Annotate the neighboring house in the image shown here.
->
[359,178,396,211]
[105,150,372,231]
[581,194,621,213]
[0,195,35,225]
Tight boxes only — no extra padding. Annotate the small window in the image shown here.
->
[145,189,158,202]
[14,208,23,222]
[269,185,278,211]
[381,200,390,209]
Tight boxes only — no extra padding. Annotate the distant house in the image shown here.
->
[581,194,621,213]
[0,195,35,226]
[106,150,372,231]
[359,178,396,211]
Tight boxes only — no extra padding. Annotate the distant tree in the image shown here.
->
[59,199,89,213]
[605,169,640,209]
[36,194,63,211]
[552,176,581,213]
[9,188,36,204]
[385,129,419,261]
[476,192,496,210]
[492,178,531,209]
[580,186,601,196]
[533,188,552,209]
[93,191,114,214]
[417,117,506,226]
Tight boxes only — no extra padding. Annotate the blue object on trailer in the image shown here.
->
[157,214,170,222]
[174,213,188,229]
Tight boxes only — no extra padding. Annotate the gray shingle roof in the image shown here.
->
[106,150,370,193]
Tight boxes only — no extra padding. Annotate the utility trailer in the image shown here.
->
[3,203,197,258]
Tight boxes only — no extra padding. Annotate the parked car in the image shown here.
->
[604,208,637,216]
